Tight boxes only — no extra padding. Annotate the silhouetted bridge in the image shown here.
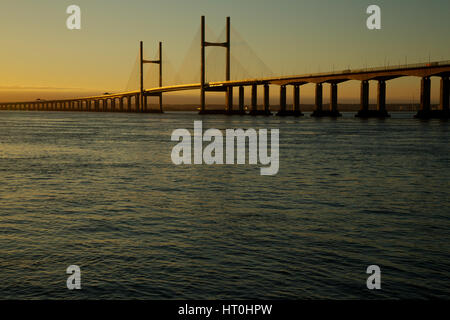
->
[1,16,449,119]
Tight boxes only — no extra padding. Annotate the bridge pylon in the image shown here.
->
[199,16,231,114]
[140,41,164,113]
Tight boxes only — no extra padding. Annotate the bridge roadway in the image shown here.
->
[1,60,450,119]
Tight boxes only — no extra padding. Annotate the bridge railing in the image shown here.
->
[276,60,450,80]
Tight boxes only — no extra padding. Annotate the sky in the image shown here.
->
[0,0,449,103]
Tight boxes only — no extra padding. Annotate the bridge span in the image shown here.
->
[1,16,449,119]
[1,60,449,119]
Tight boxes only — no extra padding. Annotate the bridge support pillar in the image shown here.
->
[143,95,148,113]
[293,85,303,116]
[356,79,391,118]
[315,83,322,111]
[416,76,450,119]
[238,86,245,114]
[311,83,323,117]
[420,77,431,112]
[111,99,116,112]
[249,85,260,115]
[226,87,233,113]
[377,80,386,113]
[440,76,449,112]
[361,80,369,112]
[263,84,271,115]
[329,83,340,116]
[277,85,288,116]
[159,93,163,113]
[135,94,140,112]
[294,85,300,111]
[311,82,341,117]
[119,97,124,112]
[127,96,132,112]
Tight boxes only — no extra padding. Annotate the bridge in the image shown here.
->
[1,16,449,119]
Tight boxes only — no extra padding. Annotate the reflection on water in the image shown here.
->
[0,111,449,299]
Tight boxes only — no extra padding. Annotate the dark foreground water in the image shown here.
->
[0,111,449,299]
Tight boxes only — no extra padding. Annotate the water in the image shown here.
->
[0,110,449,299]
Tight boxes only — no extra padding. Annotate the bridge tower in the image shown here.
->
[200,16,231,114]
[140,41,163,113]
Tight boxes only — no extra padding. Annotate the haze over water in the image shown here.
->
[0,111,449,299]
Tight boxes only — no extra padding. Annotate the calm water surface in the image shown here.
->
[0,111,449,299]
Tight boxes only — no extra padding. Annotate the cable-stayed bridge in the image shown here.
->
[1,16,449,119]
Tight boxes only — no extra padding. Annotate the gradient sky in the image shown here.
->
[1,0,449,103]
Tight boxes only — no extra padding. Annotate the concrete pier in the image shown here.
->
[416,75,450,119]
[119,97,124,112]
[226,87,233,113]
[249,84,268,115]
[135,94,140,112]
[441,76,449,111]
[249,84,258,115]
[355,80,370,118]
[294,85,300,112]
[415,77,431,118]
[375,80,390,118]
[127,96,132,112]
[276,85,287,115]
[277,84,303,117]
[263,84,272,115]
[143,95,148,113]
[356,79,389,118]
[377,80,386,112]
[329,83,341,116]
[316,83,323,112]
[311,82,341,117]
[311,83,323,117]
[238,86,245,114]
[293,85,303,116]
